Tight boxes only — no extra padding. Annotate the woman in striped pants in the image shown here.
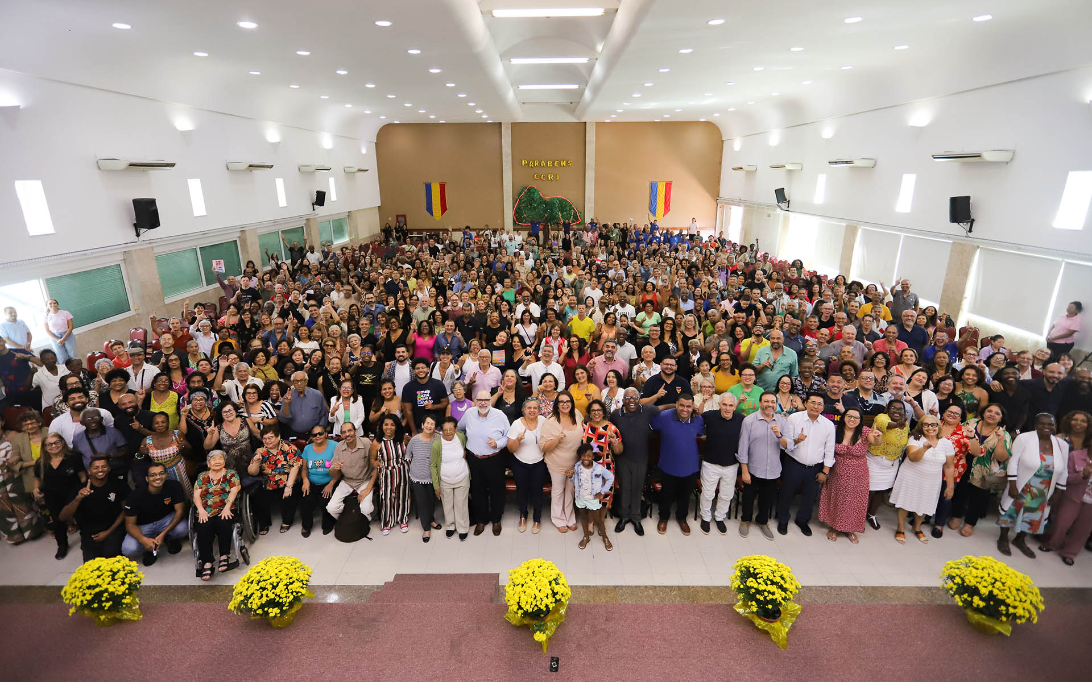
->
[371,414,410,535]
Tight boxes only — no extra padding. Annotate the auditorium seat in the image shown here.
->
[103,340,121,359]
[85,351,107,370]
[129,328,147,346]
[2,406,30,430]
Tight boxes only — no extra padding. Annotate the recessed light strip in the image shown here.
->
[510,57,590,64]
[492,8,605,18]
[518,84,580,90]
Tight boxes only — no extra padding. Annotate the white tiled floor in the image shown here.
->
[2,504,1090,588]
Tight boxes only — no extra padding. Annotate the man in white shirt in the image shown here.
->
[777,393,835,537]
[514,293,541,321]
[614,329,638,367]
[215,360,265,403]
[385,344,414,396]
[519,343,566,391]
[125,345,160,392]
[611,298,636,324]
[32,348,70,409]
[49,386,114,446]
[305,245,322,265]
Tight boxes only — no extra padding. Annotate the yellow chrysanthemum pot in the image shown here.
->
[504,559,571,653]
[61,557,144,627]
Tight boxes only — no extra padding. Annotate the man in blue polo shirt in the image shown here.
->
[652,394,704,536]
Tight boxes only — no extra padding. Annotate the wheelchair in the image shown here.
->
[188,479,262,578]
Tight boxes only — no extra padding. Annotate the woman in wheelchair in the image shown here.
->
[193,450,241,581]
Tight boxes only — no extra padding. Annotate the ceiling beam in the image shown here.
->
[441,0,523,121]
[573,0,656,120]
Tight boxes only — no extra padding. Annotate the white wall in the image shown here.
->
[0,69,381,267]
[720,66,1092,258]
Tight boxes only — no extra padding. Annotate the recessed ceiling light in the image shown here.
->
[429,115,436,118]
[429,68,442,73]
[632,93,641,97]
[249,70,261,75]
[644,82,654,86]
[446,83,455,87]
[699,118,706,121]
[801,80,812,85]
[654,119,660,122]
[468,102,475,106]
[394,120,399,123]
[517,84,580,89]
[345,104,353,108]
[674,108,682,112]
[623,102,630,105]
[725,81,735,86]
[439,120,445,123]
[404,102,412,106]
[375,20,392,27]
[296,50,311,56]
[771,92,780,96]
[707,19,725,26]
[481,114,487,118]
[972,14,992,22]
[193,51,208,57]
[387,94,396,98]
[487,120,493,123]
[844,16,862,23]
[364,110,371,113]
[714,113,721,116]
[112,22,131,30]
[747,100,755,104]
[365,83,376,88]
[379,115,386,119]
[289,84,300,88]
[658,67,670,72]
[457,93,467,97]
[726,108,735,112]
[336,69,348,75]
[510,57,590,64]
[407,49,421,54]
[475,109,483,113]
[237,21,257,29]
[610,114,617,117]
[418,109,426,113]
[753,66,764,71]
[790,47,804,52]
[616,109,623,112]
[704,92,713,96]
[894,44,909,50]
[840,64,853,69]
[679,48,693,54]
[663,114,671,117]
[491,8,605,17]
[320,95,329,99]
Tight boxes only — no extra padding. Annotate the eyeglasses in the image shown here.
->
[922,423,940,428]
[310,432,326,438]
[45,441,64,448]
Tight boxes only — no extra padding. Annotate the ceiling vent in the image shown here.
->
[769,163,803,170]
[226,161,274,171]
[298,164,333,173]
[731,165,758,172]
[828,158,876,168]
[931,150,1014,163]
[97,158,176,171]
[343,166,370,173]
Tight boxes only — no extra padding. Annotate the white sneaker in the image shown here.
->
[381,527,391,535]
[399,523,409,533]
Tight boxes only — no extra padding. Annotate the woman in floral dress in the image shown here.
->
[997,413,1070,558]
[819,408,881,543]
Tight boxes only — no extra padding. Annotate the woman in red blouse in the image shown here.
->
[247,427,302,535]
[581,400,621,510]
[933,403,971,538]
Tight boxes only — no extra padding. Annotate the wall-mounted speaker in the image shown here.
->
[774,187,789,209]
[313,190,326,209]
[133,198,160,237]
[949,196,974,233]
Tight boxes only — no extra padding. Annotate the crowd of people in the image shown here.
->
[1,218,1090,581]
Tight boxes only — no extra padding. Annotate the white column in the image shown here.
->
[501,122,513,231]
[584,122,595,221]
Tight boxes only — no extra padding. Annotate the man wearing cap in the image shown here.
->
[125,343,159,392]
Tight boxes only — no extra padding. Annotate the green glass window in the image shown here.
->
[280,226,305,251]
[45,265,130,329]
[258,231,285,262]
[198,241,242,287]
[318,220,334,246]
[332,217,349,244]
[156,249,204,298]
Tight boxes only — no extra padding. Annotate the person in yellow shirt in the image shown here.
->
[858,290,893,323]
[712,352,740,393]
[568,304,597,343]
[739,325,770,365]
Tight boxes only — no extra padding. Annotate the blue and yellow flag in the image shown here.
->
[649,181,672,220]
[424,182,448,221]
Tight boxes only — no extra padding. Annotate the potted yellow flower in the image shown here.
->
[229,556,314,628]
[940,555,1043,636]
[504,559,571,652]
[62,557,144,627]
[729,555,802,649]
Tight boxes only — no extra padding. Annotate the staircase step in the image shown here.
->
[370,592,498,604]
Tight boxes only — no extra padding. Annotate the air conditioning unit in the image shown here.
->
[731,165,758,172]
[769,163,803,170]
[298,164,333,173]
[97,158,176,171]
[343,166,370,173]
[828,158,876,168]
[931,150,1014,163]
[226,161,274,171]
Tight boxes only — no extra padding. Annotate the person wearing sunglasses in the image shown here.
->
[298,426,337,537]
[889,417,955,545]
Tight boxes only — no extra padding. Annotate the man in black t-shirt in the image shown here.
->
[401,359,450,435]
[114,393,157,486]
[351,345,383,421]
[59,456,128,561]
[639,357,691,410]
[122,462,189,566]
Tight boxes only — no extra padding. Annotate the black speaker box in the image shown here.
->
[774,187,787,205]
[949,196,971,223]
[133,198,160,231]
[314,190,326,207]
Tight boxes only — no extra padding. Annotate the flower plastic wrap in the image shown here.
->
[229,556,313,629]
[504,559,571,652]
[734,599,801,650]
[940,555,1041,634]
[62,557,144,627]
[964,608,1012,636]
[505,600,568,653]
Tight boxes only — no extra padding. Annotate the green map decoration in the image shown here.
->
[513,185,582,225]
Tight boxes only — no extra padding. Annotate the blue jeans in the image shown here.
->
[121,514,190,556]
[50,336,77,365]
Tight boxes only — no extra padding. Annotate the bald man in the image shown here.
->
[609,387,656,535]
[278,371,327,439]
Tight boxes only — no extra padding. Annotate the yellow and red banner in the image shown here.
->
[424,182,448,220]
[649,180,672,220]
